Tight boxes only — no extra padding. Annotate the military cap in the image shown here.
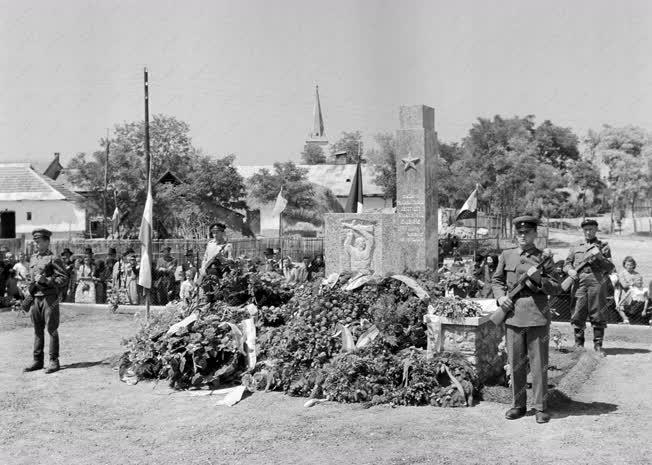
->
[512,215,540,231]
[108,247,117,255]
[263,247,274,256]
[162,246,172,252]
[124,248,136,256]
[185,249,194,257]
[84,247,93,255]
[209,222,226,231]
[61,248,73,257]
[580,218,598,228]
[32,228,52,240]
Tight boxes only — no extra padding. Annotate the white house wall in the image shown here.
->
[0,200,86,240]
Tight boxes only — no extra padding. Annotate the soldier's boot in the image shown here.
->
[593,328,606,357]
[573,328,585,348]
[45,359,60,374]
[23,359,44,372]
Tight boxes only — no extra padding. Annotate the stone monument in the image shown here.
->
[324,105,438,275]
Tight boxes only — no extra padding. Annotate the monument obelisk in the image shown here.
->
[395,105,439,271]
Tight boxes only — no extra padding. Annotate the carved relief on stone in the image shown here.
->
[341,219,376,274]
[442,327,476,354]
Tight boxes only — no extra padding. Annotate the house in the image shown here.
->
[0,163,86,241]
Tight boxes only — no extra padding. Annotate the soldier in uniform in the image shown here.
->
[564,219,614,356]
[492,216,561,424]
[24,229,68,374]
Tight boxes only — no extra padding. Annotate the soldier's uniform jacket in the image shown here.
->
[28,250,68,297]
[492,245,561,327]
[563,238,614,278]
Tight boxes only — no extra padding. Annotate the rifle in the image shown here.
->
[560,243,609,292]
[489,250,553,326]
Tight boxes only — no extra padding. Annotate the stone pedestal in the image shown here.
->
[424,313,506,384]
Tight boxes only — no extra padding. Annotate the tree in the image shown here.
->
[588,125,652,231]
[300,144,326,164]
[247,161,318,224]
[155,154,248,237]
[462,115,576,226]
[435,142,477,209]
[534,121,580,172]
[330,131,363,163]
[67,115,247,237]
[367,133,397,205]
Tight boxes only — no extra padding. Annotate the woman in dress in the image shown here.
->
[615,256,647,324]
[123,250,141,305]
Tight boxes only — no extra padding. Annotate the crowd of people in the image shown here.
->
[464,245,651,326]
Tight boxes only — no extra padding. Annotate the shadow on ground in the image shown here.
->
[548,391,618,418]
[605,347,651,356]
[61,360,110,370]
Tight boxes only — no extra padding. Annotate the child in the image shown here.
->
[179,269,196,306]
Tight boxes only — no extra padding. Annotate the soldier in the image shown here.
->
[564,219,614,356]
[492,215,560,424]
[24,229,68,374]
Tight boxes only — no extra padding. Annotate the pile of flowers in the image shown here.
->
[119,262,484,407]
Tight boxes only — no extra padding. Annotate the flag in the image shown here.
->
[456,187,478,221]
[111,205,121,234]
[272,187,288,216]
[138,184,153,289]
[345,162,364,213]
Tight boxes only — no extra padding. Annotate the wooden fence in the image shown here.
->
[44,237,325,262]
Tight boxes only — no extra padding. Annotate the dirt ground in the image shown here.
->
[1,302,651,465]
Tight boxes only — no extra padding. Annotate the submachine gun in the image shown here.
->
[560,243,609,292]
[489,249,554,326]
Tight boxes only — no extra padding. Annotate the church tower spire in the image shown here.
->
[306,85,328,146]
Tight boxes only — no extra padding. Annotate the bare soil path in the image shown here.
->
[0,306,650,465]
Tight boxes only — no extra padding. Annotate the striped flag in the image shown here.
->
[111,205,121,235]
[138,184,153,289]
[345,162,364,213]
[455,187,478,221]
[272,187,288,216]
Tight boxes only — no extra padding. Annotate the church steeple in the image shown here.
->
[307,85,328,145]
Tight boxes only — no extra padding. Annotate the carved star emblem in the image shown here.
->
[401,153,421,172]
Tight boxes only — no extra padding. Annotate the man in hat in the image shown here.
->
[154,246,177,304]
[83,247,107,303]
[564,219,614,356]
[59,248,75,302]
[101,247,118,298]
[198,223,233,282]
[24,229,68,374]
[492,215,560,424]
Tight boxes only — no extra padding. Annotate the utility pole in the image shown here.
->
[103,129,110,238]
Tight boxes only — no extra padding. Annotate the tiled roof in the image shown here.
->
[0,163,84,202]
[237,164,384,197]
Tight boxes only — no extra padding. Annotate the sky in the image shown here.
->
[1,0,652,169]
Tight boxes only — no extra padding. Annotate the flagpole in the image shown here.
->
[473,184,479,263]
[279,211,283,259]
[144,67,151,321]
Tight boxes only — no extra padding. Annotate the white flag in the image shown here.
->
[138,185,153,289]
[272,187,288,216]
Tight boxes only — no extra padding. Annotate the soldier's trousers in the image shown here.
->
[30,295,60,362]
[506,324,549,411]
[571,273,607,329]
